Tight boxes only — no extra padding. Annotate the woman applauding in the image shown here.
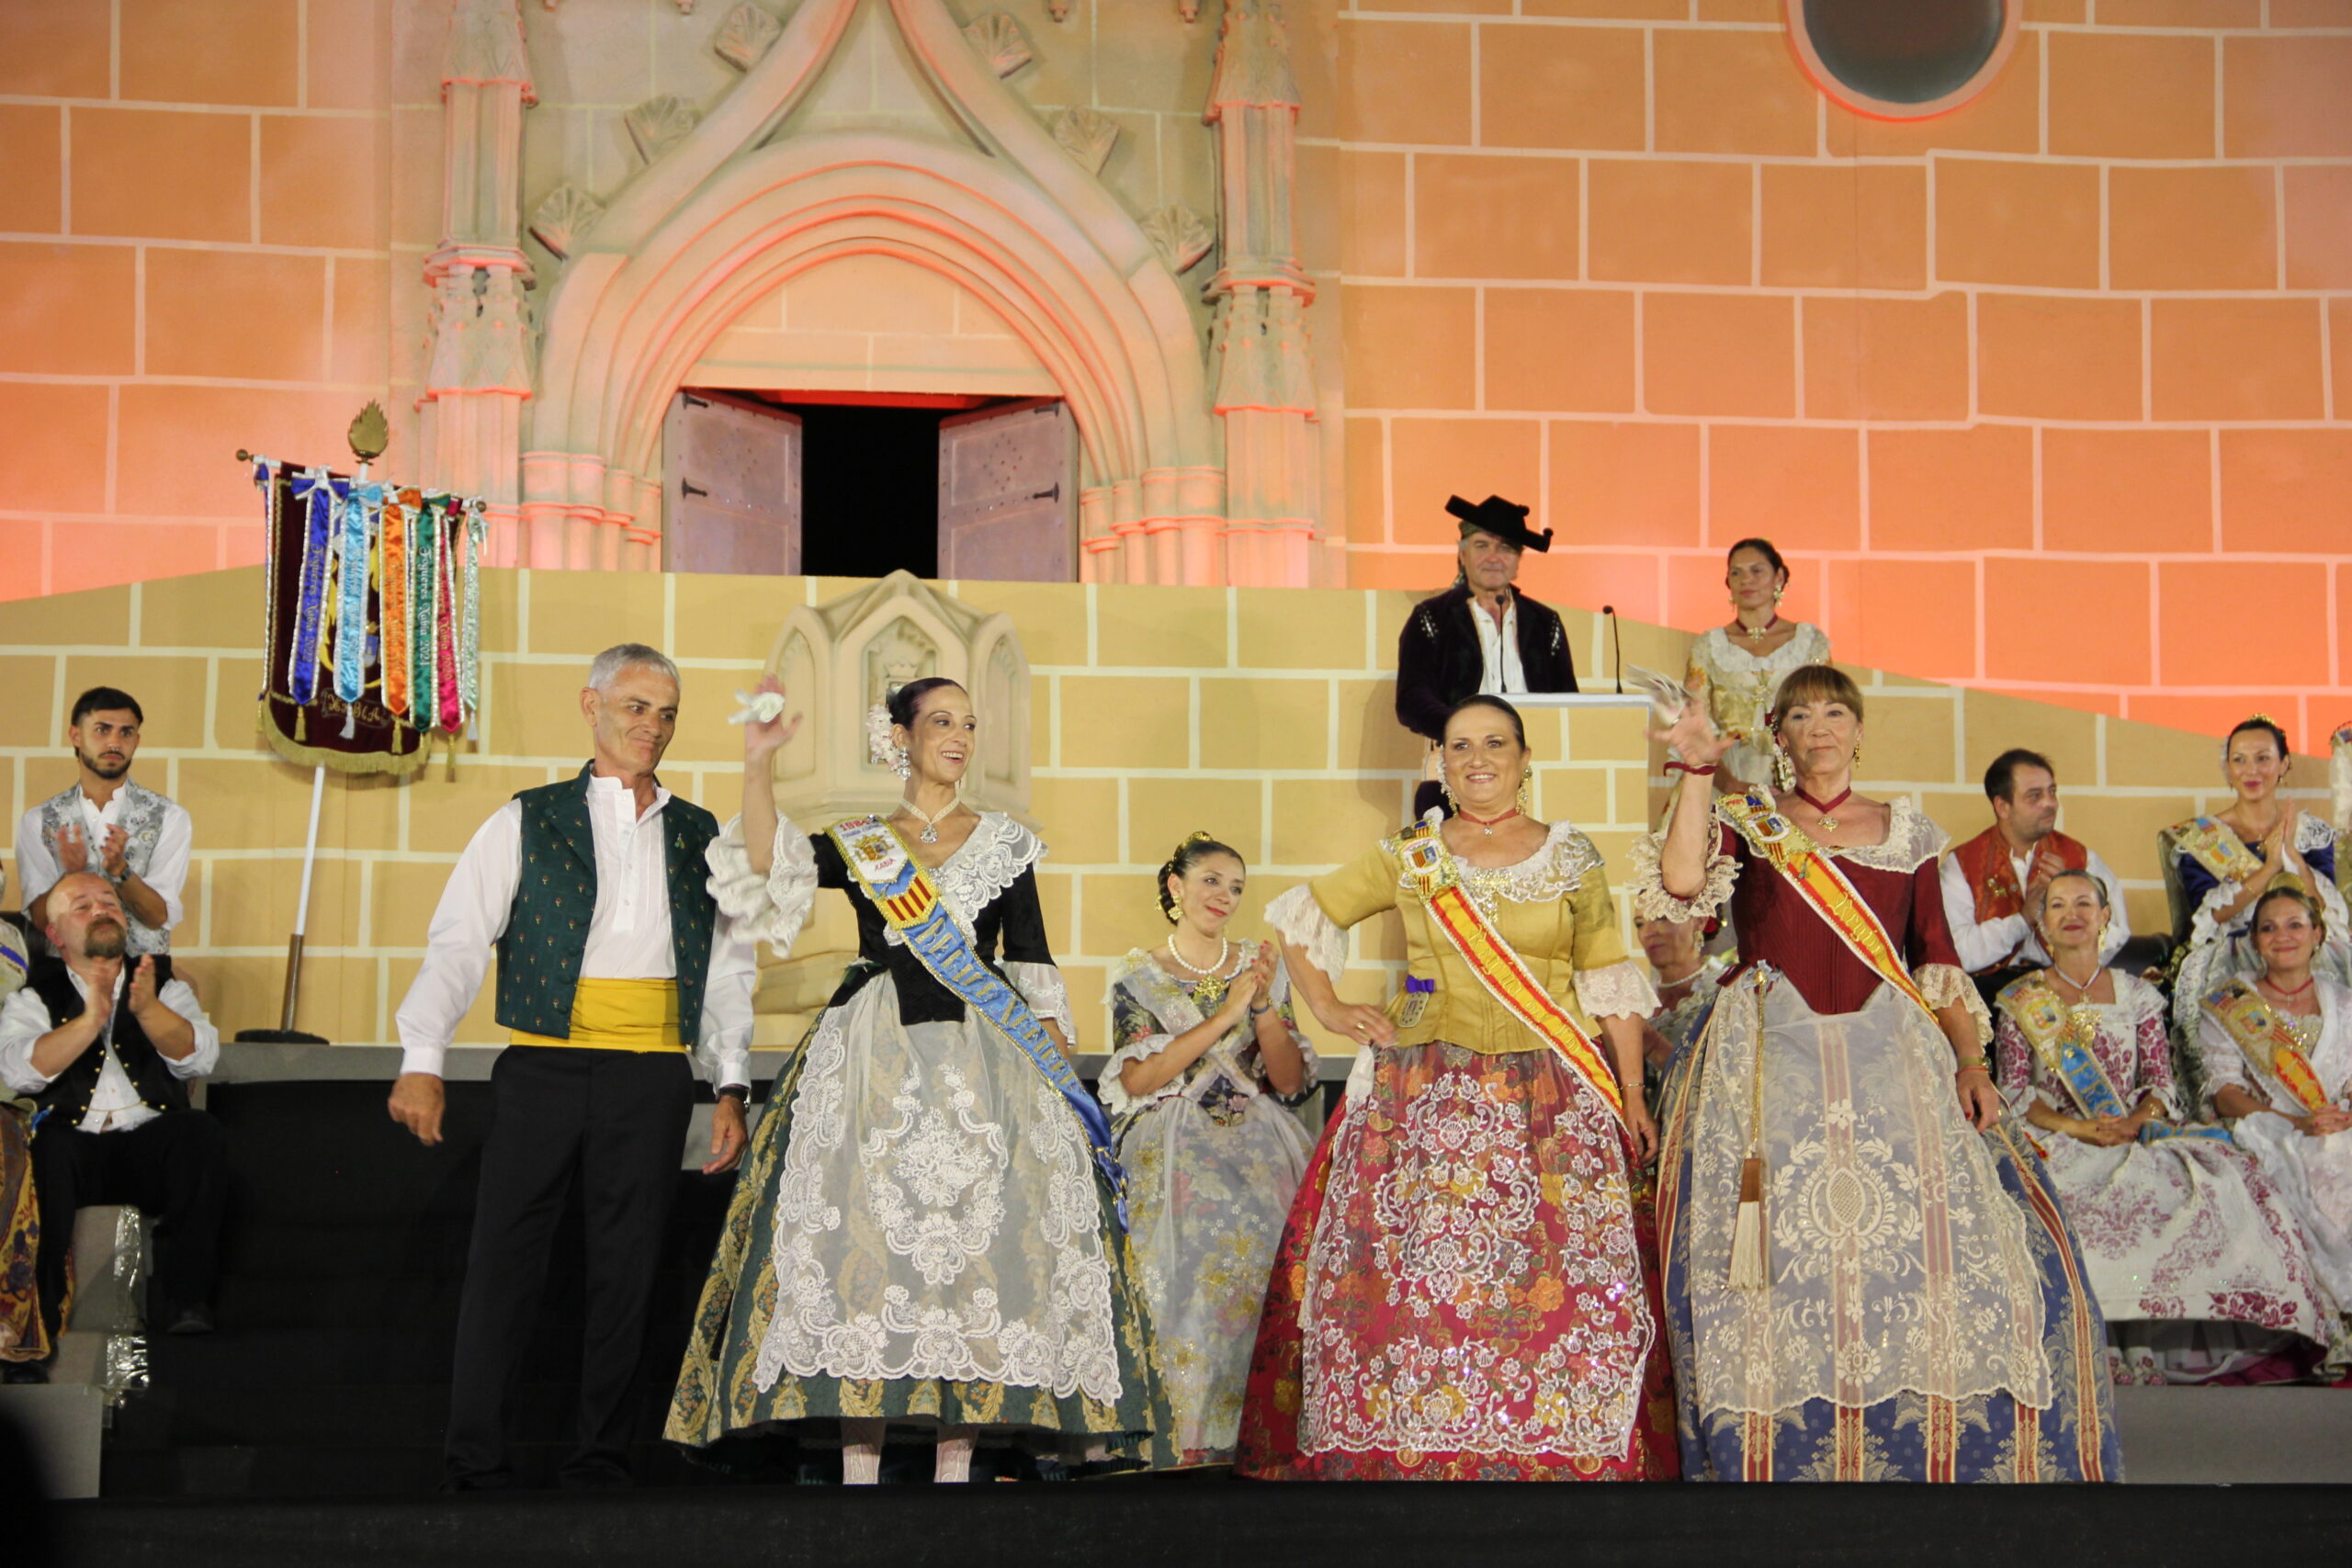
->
[1642,664,2119,1483]
[667,676,1165,1482]
[1995,873,2332,1383]
[1102,834,1317,1467]
[1237,694,1676,1482]
[2196,887,2352,1321]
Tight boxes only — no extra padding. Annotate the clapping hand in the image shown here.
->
[100,825,130,881]
[1221,943,1279,1023]
[55,821,89,874]
[126,955,160,1017]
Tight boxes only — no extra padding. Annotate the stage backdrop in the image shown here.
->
[0,4,2346,737]
[0,567,2331,1054]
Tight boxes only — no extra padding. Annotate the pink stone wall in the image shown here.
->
[0,0,392,601]
[1310,1,2352,740]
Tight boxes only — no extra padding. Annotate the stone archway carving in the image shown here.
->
[490,0,1307,586]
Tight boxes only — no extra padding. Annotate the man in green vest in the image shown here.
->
[388,643,757,1490]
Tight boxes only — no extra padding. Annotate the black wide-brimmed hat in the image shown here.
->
[1447,494,1551,554]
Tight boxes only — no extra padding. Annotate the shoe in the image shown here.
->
[0,1360,50,1385]
[165,1306,214,1336]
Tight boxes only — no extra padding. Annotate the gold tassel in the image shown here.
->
[1728,1154,1768,1290]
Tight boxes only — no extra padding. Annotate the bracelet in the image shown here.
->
[1953,1056,1990,1074]
[1249,1001,1272,1017]
[1663,761,1717,777]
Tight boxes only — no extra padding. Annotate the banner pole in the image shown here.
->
[277,761,327,1032]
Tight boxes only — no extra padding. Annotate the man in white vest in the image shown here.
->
[14,686,192,958]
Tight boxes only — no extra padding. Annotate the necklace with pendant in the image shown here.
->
[1738,614,1781,645]
[899,795,956,845]
[1455,807,1520,837]
[1167,933,1232,1010]
[1792,784,1853,832]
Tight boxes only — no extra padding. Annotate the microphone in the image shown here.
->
[1601,605,1623,695]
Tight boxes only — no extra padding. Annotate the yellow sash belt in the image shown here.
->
[508,977,684,1053]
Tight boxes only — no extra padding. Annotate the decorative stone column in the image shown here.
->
[1204,0,1317,588]
[421,0,537,565]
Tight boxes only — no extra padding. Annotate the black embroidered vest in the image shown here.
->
[492,766,719,1044]
[24,955,190,1125]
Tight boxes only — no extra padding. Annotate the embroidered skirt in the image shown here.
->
[665,976,1167,1462]
[1235,1041,1678,1481]
[0,1103,51,1364]
[1657,976,2122,1482]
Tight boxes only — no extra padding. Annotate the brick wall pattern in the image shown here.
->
[2,568,2333,1059]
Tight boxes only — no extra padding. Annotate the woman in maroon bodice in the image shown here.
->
[1637,663,2120,1483]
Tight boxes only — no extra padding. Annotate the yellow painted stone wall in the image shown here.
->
[1,568,2335,1058]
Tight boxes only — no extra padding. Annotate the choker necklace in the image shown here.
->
[2260,972,2316,999]
[1792,784,1853,831]
[1455,807,1521,836]
[2048,965,2102,998]
[899,794,957,845]
[1737,614,1781,644]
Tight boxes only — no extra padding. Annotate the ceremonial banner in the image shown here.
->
[254,458,485,773]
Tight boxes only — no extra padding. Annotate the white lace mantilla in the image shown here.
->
[753,985,1122,1403]
[1574,959,1660,1022]
[706,815,820,952]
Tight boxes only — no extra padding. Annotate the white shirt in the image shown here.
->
[1938,841,2132,973]
[393,776,755,1088]
[0,966,220,1134]
[1471,593,1527,696]
[13,784,193,933]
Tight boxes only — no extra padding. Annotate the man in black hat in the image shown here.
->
[1395,495,1578,818]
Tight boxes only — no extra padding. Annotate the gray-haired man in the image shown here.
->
[389,644,757,1489]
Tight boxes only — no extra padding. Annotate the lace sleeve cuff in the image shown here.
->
[1626,827,1738,922]
[1574,959,1660,1022]
[2188,878,2246,950]
[1096,1032,1181,1119]
[1917,963,1992,1049]
[1266,884,1347,986]
[705,815,820,952]
[1006,960,1075,1040]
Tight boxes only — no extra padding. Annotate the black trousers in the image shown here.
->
[444,1046,695,1487]
[30,1108,228,1347]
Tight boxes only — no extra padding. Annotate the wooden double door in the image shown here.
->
[661,390,1077,581]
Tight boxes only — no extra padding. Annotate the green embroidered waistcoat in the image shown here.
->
[493,764,720,1044]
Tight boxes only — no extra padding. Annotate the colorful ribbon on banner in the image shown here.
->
[252,457,486,773]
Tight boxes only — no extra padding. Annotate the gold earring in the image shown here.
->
[1772,584,1785,604]
[1440,774,1457,807]
[1851,739,1863,769]
[1773,743,1795,792]
[1516,774,1532,815]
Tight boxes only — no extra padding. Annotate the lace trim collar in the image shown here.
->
[1695,621,1827,673]
[876,811,1044,941]
[1726,793,1946,874]
[1394,820,1604,916]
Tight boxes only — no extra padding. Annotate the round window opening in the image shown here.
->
[1786,0,2019,120]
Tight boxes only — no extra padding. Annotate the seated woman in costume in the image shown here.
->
[1993,872,2334,1384]
[1680,539,1832,795]
[0,925,44,1382]
[1644,663,2120,1483]
[1635,908,1726,1108]
[667,676,1165,1483]
[2167,716,2349,1043]
[2195,887,2352,1330]
[1100,833,1317,1468]
[1237,694,1677,1481]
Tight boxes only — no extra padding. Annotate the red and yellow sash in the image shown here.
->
[2202,976,2334,1115]
[1390,820,1625,1124]
[1717,789,1937,1025]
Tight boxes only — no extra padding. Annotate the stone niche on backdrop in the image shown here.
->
[750,571,1033,1020]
